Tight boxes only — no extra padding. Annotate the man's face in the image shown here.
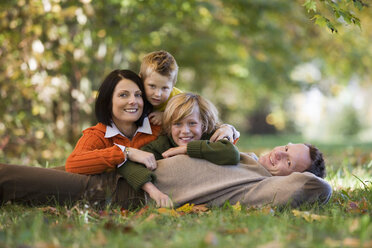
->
[258,143,311,176]
[143,72,173,107]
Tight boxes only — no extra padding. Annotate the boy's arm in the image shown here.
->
[140,135,173,160]
[117,161,155,191]
[187,139,240,165]
[117,135,172,191]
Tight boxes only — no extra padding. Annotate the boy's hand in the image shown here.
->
[162,146,187,158]
[149,111,163,125]
[127,148,157,170]
[143,182,174,208]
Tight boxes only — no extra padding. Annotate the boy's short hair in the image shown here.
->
[162,93,220,136]
[140,50,178,85]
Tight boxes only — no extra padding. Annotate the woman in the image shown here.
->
[65,69,160,174]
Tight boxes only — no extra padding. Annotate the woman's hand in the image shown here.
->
[143,182,173,208]
[162,146,187,158]
[149,111,163,126]
[127,147,157,170]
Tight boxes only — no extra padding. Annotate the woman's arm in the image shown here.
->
[65,132,125,174]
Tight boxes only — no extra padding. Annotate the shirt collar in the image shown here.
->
[104,117,152,138]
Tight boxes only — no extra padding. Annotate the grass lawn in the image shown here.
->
[1,134,371,247]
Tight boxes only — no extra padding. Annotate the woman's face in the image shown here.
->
[171,107,203,146]
[111,78,144,125]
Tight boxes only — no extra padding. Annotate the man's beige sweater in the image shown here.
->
[154,153,332,208]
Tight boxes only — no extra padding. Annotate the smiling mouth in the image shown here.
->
[179,137,193,142]
[124,109,138,113]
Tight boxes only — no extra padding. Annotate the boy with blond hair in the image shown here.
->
[140,50,183,125]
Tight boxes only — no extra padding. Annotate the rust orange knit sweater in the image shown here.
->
[65,123,161,174]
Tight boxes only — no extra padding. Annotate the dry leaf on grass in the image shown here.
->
[157,208,179,217]
[292,209,327,222]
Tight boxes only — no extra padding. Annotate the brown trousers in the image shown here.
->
[0,163,145,209]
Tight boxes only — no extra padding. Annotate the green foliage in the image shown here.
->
[0,0,371,165]
[304,0,366,32]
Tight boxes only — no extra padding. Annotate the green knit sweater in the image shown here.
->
[117,135,240,191]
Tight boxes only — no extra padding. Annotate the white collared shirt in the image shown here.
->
[105,117,153,167]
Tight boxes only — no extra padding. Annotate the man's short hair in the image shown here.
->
[305,143,326,178]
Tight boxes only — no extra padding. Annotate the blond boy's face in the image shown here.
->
[144,72,173,107]
[171,108,203,146]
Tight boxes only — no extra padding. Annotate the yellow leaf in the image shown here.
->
[292,210,327,222]
[176,203,195,213]
[157,208,179,217]
[232,201,241,212]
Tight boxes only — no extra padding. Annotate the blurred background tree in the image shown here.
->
[0,0,371,165]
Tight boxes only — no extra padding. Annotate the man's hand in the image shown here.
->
[127,147,157,170]
[162,146,187,158]
[149,111,164,126]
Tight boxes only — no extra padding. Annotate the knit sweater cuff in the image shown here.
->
[127,170,156,192]
[117,164,156,192]
[187,141,203,159]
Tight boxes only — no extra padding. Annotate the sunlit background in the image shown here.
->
[1,0,371,170]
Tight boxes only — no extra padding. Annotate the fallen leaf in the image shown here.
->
[39,206,59,216]
[120,208,130,217]
[144,213,158,222]
[134,205,149,218]
[157,208,179,217]
[176,203,194,213]
[292,210,327,222]
[232,201,241,212]
[191,204,209,213]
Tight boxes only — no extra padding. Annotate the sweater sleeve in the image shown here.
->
[187,139,240,165]
[116,135,173,190]
[117,161,156,191]
[65,131,125,174]
[140,135,173,160]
